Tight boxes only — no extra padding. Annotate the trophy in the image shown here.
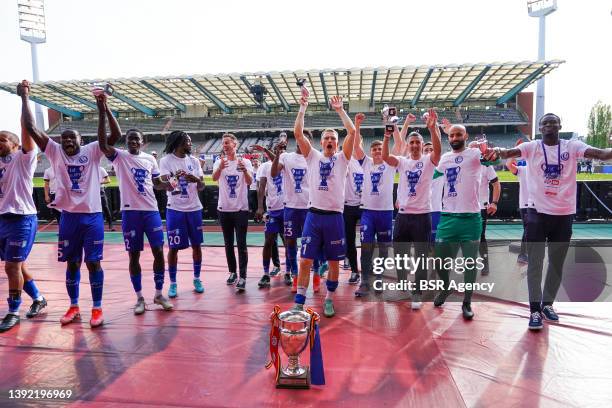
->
[92,83,114,97]
[297,78,310,99]
[476,134,488,154]
[276,309,312,389]
[382,104,399,133]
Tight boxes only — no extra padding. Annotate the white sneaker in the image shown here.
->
[411,294,422,310]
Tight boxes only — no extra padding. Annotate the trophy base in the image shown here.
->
[276,367,310,389]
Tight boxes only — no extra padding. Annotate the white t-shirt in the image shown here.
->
[250,166,259,191]
[279,152,309,209]
[44,140,104,213]
[43,166,57,194]
[110,149,160,212]
[0,149,37,215]
[436,148,483,214]
[159,153,203,212]
[258,161,284,212]
[430,176,444,212]
[99,167,109,190]
[518,139,589,215]
[478,166,498,210]
[396,155,435,214]
[361,156,396,211]
[344,158,364,207]
[214,157,254,212]
[306,149,349,212]
[515,159,531,209]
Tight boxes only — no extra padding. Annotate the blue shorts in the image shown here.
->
[431,211,441,242]
[58,212,104,262]
[360,210,393,244]
[166,208,203,250]
[301,211,345,261]
[284,207,308,239]
[0,214,37,262]
[264,209,284,234]
[121,210,164,252]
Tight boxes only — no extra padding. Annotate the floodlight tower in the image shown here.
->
[527,0,557,125]
[18,0,47,129]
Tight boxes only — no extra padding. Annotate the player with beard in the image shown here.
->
[292,94,356,317]
[491,113,612,330]
[380,109,441,308]
[159,131,205,298]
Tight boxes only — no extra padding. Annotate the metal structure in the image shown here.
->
[17,0,47,129]
[528,0,558,125]
[0,61,563,118]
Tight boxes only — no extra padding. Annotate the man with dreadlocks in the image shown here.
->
[159,130,205,298]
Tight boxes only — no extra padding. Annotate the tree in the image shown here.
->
[586,101,612,149]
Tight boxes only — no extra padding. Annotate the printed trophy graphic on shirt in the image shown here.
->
[292,168,306,193]
[542,163,562,179]
[131,168,149,194]
[272,174,283,195]
[407,170,422,196]
[352,173,364,194]
[226,175,240,198]
[0,168,5,198]
[445,167,461,197]
[67,165,85,191]
[318,161,334,191]
[178,176,189,197]
[370,172,382,195]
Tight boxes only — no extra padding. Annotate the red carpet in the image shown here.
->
[1,244,611,407]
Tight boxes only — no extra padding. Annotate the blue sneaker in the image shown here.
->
[323,299,335,317]
[193,279,204,294]
[168,283,178,298]
[542,305,559,322]
[517,254,529,265]
[528,311,544,330]
[318,262,328,277]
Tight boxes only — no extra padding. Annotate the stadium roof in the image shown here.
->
[0,60,563,118]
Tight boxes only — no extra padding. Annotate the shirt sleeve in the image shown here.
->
[159,157,172,177]
[193,157,203,177]
[278,152,286,167]
[151,156,161,177]
[518,141,534,159]
[100,167,109,178]
[487,166,497,181]
[43,139,60,161]
[572,141,589,159]
[87,141,104,164]
[43,168,50,180]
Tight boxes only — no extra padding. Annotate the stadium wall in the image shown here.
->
[517,91,534,138]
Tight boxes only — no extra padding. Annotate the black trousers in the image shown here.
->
[525,209,573,312]
[219,210,249,278]
[100,189,113,227]
[393,213,431,294]
[154,188,167,219]
[343,205,361,274]
[49,193,61,223]
[248,190,258,218]
[519,208,528,257]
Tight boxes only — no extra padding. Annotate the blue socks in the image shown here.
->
[66,269,81,305]
[153,269,164,291]
[90,270,104,308]
[287,245,298,277]
[23,280,41,300]
[169,265,178,283]
[263,258,271,275]
[130,273,142,293]
[7,290,21,314]
[193,262,201,279]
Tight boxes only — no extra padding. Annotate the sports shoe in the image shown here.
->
[517,254,529,265]
[258,275,271,288]
[542,305,559,322]
[313,274,321,293]
[193,279,205,294]
[291,279,298,293]
[60,306,81,325]
[134,297,146,315]
[0,314,20,333]
[318,262,329,277]
[411,294,422,310]
[26,297,47,318]
[226,272,238,285]
[434,290,452,307]
[348,272,360,285]
[283,273,293,286]
[529,311,544,330]
[168,283,178,298]
[154,294,174,311]
[270,266,281,277]
[236,278,246,291]
[342,259,350,270]
[373,278,383,294]
[480,265,489,276]
[354,282,370,297]
[462,303,474,320]
[90,308,104,328]
[323,298,335,318]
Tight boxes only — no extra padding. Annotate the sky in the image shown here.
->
[0,0,610,136]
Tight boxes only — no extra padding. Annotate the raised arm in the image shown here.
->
[426,109,442,166]
[105,97,122,146]
[393,113,416,155]
[294,97,313,158]
[352,113,366,160]
[256,175,267,222]
[96,94,116,157]
[270,143,286,177]
[17,80,49,152]
[584,147,612,161]
[20,115,35,153]
[250,144,275,161]
[382,131,400,167]
[330,96,355,161]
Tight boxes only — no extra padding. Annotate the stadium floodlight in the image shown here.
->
[527,0,557,134]
[18,0,46,129]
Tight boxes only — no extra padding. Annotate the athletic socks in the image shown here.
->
[294,286,307,305]
[7,289,22,314]
[325,280,338,300]
[130,273,142,295]
[169,265,178,283]
[153,269,164,292]
[287,245,298,277]
[193,262,201,279]
[23,279,43,301]
[90,270,104,309]
[66,268,81,306]
[263,258,271,275]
